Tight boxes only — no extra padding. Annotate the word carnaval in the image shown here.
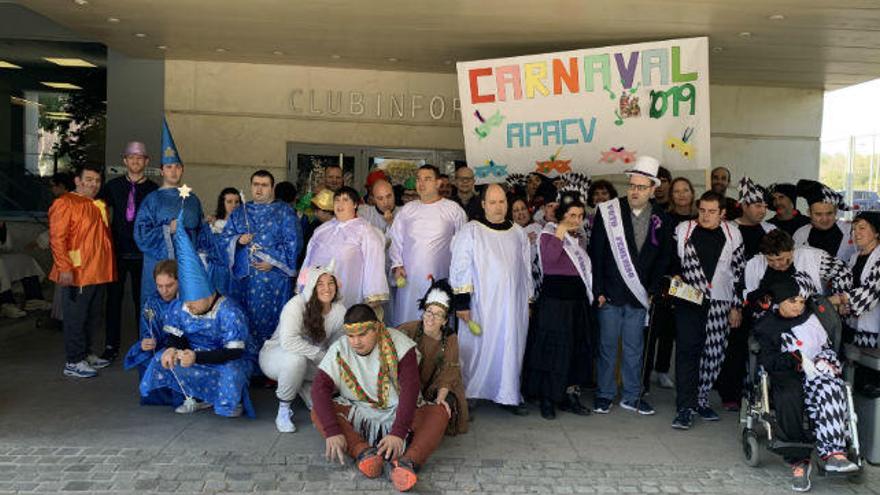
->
[467,46,699,105]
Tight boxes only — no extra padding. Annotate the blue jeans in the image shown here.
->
[596,303,647,403]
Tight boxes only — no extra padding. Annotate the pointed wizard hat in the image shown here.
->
[174,190,213,302]
[160,118,183,167]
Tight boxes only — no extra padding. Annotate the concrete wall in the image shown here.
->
[710,85,823,191]
[104,49,165,176]
[164,59,823,197]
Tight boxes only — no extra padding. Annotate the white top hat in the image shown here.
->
[624,156,661,186]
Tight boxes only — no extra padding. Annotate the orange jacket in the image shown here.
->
[49,192,116,287]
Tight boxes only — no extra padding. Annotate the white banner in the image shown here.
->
[456,37,710,183]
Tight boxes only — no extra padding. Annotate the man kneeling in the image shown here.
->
[311,304,448,492]
[139,206,255,417]
[752,276,858,492]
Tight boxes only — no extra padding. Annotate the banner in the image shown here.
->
[456,37,710,183]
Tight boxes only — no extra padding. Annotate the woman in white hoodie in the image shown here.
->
[259,263,345,432]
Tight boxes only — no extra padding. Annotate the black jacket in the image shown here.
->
[589,198,674,308]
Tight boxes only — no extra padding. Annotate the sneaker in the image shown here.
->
[389,458,418,492]
[539,399,556,420]
[824,453,858,473]
[671,408,694,430]
[356,447,384,478]
[275,406,296,433]
[656,372,675,389]
[63,360,97,378]
[620,399,656,415]
[99,346,118,362]
[85,354,111,369]
[174,397,212,414]
[592,397,613,414]
[791,461,811,492]
[722,401,740,412]
[695,406,720,421]
[1,303,26,319]
[23,299,51,311]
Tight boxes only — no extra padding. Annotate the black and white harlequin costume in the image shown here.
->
[674,219,745,412]
[845,243,880,348]
[744,246,852,317]
[753,284,850,464]
[792,180,856,264]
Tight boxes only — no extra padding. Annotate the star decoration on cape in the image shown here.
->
[178,184,192,199]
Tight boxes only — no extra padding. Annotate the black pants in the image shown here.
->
[674,301,707,411]
[0,275,44,303]
[716,317,751,404]
[62,284,105,363]
[104,257,142,352]
[643,300,675,390]
[770,371,812,464]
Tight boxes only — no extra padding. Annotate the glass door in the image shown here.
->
[286,143,362,195]
[365,148,434,189]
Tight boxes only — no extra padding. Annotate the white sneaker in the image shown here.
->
[275,404,296,433]
[657,372,675,389]
[1,303,26,319]
[63,360,97,378]
[174,397,212,414]
[85,354,111,369]
[24,299,51,311]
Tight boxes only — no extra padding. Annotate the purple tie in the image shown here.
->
[125,180,136,222]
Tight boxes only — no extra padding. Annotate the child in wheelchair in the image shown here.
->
[751,275,859,491]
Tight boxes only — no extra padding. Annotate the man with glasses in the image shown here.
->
[388,165,466,325]
[451,184,534,415]
[589,156,674,416]
[453,165,483,220]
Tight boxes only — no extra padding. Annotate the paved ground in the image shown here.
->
[0,308,877,494]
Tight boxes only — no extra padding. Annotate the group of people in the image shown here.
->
[41,118,878,492]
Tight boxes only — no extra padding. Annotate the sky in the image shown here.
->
[822,78,880,140]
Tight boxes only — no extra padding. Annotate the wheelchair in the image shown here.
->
[739,295,864,483]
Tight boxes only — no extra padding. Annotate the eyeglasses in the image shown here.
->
[628,184,652,192]
[423,309,446,320]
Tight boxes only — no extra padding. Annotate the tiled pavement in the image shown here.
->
[0,314,877,494]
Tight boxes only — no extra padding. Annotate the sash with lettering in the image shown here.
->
[537,223,594,304]
[597,198,650,309]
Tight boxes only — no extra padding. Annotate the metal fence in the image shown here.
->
[820,134,880,213]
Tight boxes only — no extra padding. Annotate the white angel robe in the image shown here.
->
[302,217,389,308]
[450,220,534,405]
[357,204,393,235]
[387,199,466,325]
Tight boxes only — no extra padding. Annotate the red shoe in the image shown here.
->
[722,401,739,412]
[356,447,384,478]
[390,458,418,492]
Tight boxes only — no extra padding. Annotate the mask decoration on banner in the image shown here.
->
[665,127,695,160]
[474,109,505,140]
[456,37,710,183]
[534,146,572,177]
[474,159,508,179]
[599,146,637,164]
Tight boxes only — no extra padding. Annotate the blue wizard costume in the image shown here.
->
[139,200,255,418]
[123,288,183,406]
[220,191,302,350]
[134,119,209,306]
